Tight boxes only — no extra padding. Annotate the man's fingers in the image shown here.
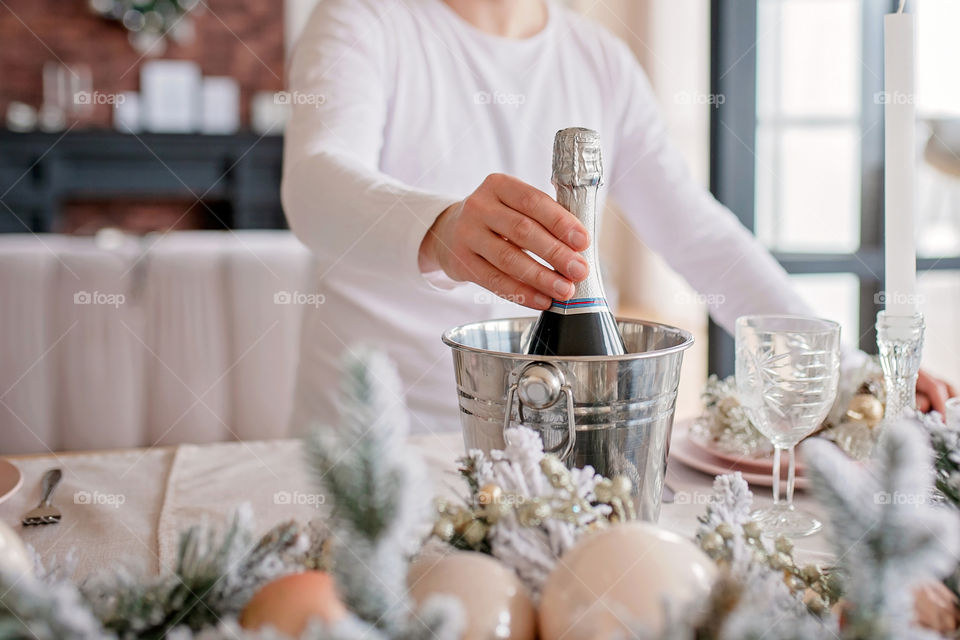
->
[487,174,589,251]
[485,208,588,282]
[462,253,552,311]
[931,382,950,415]
[475,233,575,301]
[917,393,932,413]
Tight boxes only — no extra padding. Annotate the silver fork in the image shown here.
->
[21,468,63,526]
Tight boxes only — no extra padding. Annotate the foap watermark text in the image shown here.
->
[274,290,325,308]
[474,91,526,108]
[74,290,125,308]
[274,91,326,109]
[74,490,126,508]
[274,490,326,508]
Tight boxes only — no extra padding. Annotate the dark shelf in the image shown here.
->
[0,129,286,232]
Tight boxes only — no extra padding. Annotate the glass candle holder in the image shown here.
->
[876,311,925,424]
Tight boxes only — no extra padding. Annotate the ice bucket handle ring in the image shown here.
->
[502,362,577,462]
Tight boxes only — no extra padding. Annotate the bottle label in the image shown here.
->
[549,297,609,315]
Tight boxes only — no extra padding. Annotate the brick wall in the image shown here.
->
[0,1,285,128]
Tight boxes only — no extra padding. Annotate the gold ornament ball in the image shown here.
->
[594,479,614,503]
[517,500,551,527]
[408,551,537,640]
[700,531,724,554]
[483,501,511,524]
[452,508,475,533]
[240,571,347,636]
[610,476,632,497]
[0,521,31,577]
[774,535,794,555]
[846,393,884,428]
[715,523,734,541]
[539,522,717,639]
[461,520,488,546]
[432,517,455,542]
[800,563,822,583]
[717,396,740,416]
[540,455,569,487]
[742,521,762,540]
[477,483,503,506]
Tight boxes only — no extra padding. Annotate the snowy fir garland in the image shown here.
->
[1,349,959,639]
[694,352,886,461]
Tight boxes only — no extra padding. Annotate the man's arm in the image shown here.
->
[282,0,464,292]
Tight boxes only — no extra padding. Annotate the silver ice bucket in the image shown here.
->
[442,317,694,521]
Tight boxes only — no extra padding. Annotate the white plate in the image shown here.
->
[0,459,23,504]
[670,421,810,490]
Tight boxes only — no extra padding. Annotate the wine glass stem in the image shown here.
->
[786,445,796,505]
[771,446,782,505]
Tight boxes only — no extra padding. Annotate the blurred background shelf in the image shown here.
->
[0,129,285,233]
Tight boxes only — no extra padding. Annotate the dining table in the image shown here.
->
[0,429,833,582]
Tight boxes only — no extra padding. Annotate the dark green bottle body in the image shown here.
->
[526,307,625,356]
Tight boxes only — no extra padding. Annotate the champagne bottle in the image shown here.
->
[526,128,626,356]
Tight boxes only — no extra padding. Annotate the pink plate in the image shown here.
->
[0,459,23,504]
[685,424,807,475]
[670,421,810,490]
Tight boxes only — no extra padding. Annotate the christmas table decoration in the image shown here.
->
[431,426,634,595]
[1,350,958,639]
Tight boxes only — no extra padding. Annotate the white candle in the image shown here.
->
[883,9,918,316]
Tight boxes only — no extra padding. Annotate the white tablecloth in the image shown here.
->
[0,433,831,580]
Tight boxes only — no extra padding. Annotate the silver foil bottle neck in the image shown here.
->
[549,127,607,314]
[552,127,603,188]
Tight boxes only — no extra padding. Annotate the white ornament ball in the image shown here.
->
[539,522,716,639]
[408,551,536,640]
[0,520,31,577]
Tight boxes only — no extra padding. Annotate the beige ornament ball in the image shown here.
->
[539,522,717,639]
[408,551,536,640]
[240,571,347,636]
[846,393,884,429]
[0,520,31,577]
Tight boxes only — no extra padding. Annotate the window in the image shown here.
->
[710,0,960,381]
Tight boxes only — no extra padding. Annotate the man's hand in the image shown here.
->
[916,369,957,414]
[418,173,590,310]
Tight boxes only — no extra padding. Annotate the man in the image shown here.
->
[282,0,953,434]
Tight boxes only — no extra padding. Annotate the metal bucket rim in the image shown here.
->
[442,316,695,362]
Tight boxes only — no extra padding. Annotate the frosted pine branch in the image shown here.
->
[803,418,960,640]
[303,347,443,633]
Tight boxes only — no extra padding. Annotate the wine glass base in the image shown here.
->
[751,504,822,538]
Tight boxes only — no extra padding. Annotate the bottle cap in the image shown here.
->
[552,127,603,187]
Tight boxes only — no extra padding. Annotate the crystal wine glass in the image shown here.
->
[735,315,841,537]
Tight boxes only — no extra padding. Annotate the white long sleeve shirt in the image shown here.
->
[282,0,813,435]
